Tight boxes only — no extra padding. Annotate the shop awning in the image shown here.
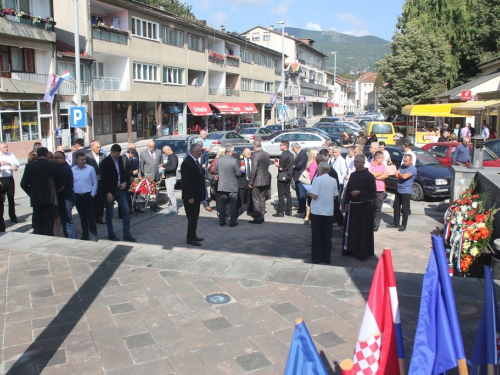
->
[402,103,465,117]
[451,99,500,115]
[211,103,259,114]
[187,102,212,116]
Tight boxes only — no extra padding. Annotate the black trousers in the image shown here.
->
[277,180,292,214]
[310,214,334,264]
[393,192,411,226]
[32,204,57,236]
[0,176,16,221]
[252,185,269,221]
[334,185,344,225]
[94,186,105,220]
[218,192,238,224]
[373,191,385,226]
[184,200,200,243]
[75,193,97,237]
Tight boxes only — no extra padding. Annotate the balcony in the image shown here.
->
[0,15,56,42]
[225,56,240,68]
[208,54,225,64]
[1,13,55,31]
[92,25,128,45]
[275,69,282,76]
[59,81,89,96]
[209,86,224,96]
[226,88,240,97]
[93,77,129,91]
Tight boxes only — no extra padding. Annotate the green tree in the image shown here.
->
[374,73,384,88]
[135,0,196,20]
[376,22,454,116]
[475,0,500,57]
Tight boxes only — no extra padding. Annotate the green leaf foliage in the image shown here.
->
[135,0,196,20]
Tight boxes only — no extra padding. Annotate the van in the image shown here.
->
[365,122,396,145]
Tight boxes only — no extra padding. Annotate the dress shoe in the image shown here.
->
[195,237,204,241]
[297,209,305,214]
[90,234,98,242]
[188,241,202,246]
[220,222,226,227]
[134,208,145,213]
[123,234,137,242]
[386,223,399,229]
[398,225,407,232]
[80,235,89,241]
[10,218,19,224]
[285,212,292,217]
[108,234,120,241]
[96,219,106,224]
[272,213,284,217]
[248,220,262,224]
[204,206,213,212]
[373,225,379,232]
[229,223,239,227]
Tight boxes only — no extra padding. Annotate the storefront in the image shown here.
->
[0,99,53,155]
[210,102,259,130]
[187,102,211,134]
[162,104,182,136]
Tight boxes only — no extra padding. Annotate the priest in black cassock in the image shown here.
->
[342,154,377,261]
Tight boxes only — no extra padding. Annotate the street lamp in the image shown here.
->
[277,21,285,108]
[331,52,337,115]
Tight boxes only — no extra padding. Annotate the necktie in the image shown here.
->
[245,158,250,180]
[246,158,251,177]
[151,151,155,162]
[195,158,202,172]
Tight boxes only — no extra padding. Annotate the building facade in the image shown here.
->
[352,71,376,110]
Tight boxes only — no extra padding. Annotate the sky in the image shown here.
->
[189,0,407,41]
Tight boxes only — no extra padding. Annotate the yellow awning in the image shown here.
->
[450,99,500,115]
[402,103,466,117]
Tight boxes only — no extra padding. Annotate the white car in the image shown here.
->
[261,131,330,157]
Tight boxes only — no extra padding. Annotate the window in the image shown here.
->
[263,33,270,41]
[254,54,263,66]
[241,78,252,91]
[188,34,204,52]
[131,17,159,41]
[94,62,104,78]
[162,27,183,47]
[241,50,252,64]
[252,33,260,41]
[58,61,85,81]
[3,0,29,12]
[4,46,35,73]
[264,82,273,92]
[133,62,159,82]
[163,66,183,85]
[264,57,275,69]
[254,80,264,92]
[427,145,449,159]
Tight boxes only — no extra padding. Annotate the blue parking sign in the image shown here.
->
[278,105,288,118]
[70,107,87,128]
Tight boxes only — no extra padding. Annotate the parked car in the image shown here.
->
[485,139,500,157]
[343,112,356,120]
[364,121,397,145]
[377,146,452,201]
[154,135,197,182]
[260,130,330,157]
[313,122,357,145]
[206,131,250,156]
[336,121,361,135]
[235,123,259,132]
[265,123,292,132]
[364,111,385,121]
[238,127,274,141]
[421,142,500,167]
[318,116,342,123]
[296,117,307,127]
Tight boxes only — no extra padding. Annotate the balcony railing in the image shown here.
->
[59,81,89,96]
[225,88,240,97]
[10,72,48,84]
[209,86,224,96]
[225,56,240,67]
[2,14,55,31]
[275,69,282,76]
[208,55,225,64]
[93,77,129,91]
[92,25,128,45]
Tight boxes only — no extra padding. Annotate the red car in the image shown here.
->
[421,142,500,167]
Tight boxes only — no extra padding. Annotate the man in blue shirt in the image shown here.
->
[387,154,417,232]
[453,137,471,166]
[194,130,211,152]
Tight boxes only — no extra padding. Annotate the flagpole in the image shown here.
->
[457,358,469,374]
[339,359,354,375]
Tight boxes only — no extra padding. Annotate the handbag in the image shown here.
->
[278,171,290,182]
[386,165,397,176]
[299,170,311,185]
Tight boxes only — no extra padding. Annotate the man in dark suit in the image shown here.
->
[248,140,271,224]
[291,143,307,214]
[86,140,106,223]
[71,138,87,167]
[120,148,138,217]
[20,147,63,236]
[273,140,295,217]
[215,145,243,227]
[100,144,137,242]
[180,143,205,246]
[140,140,162,210]
[196,140,212,212]
[236,148,253,216]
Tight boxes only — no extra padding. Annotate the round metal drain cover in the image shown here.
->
[205,293,231,305]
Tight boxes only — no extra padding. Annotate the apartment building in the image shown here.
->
[241,26,328,119]
[0,0,57,155]
[352,71,377,110]
[325,72,356,116]
[52,0,282,146]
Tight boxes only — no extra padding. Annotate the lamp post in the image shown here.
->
[277,21,285,107]
[331,51,337,115]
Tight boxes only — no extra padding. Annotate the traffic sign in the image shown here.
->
[278,105,288,118]
[461,90,472,101]
[70,106,87,128]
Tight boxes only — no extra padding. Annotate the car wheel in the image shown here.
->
[412,182,424,201]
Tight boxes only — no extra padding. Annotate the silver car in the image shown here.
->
[238,127,273,141]
[154,135,198,181]
[206,131,250,156]
[261,131,330,157]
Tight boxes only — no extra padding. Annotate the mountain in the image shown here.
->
[284,27,390,75]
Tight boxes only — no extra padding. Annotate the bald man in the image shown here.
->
[160,145,179,214]
[140,140,162,210]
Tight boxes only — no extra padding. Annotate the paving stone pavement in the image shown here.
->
[0,195,496,374]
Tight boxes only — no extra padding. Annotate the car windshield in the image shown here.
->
[155,140,187,154]
[371,124,393,134]
[207,133,224,139]
[414,149,440,166]
[240,129,256,134]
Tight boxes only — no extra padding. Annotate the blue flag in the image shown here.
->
[284,319,327,375]
[470,266,500,374]
[409,235,466,375]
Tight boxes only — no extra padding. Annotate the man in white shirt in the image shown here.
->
[0,142,20,225]
[330,145,346,197]
[72,152,98,241]
[402,140,417,165]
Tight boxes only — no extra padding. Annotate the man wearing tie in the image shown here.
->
[180,143,206,246]
[86,140,106,224]
[140,140,162,211]
[237,148,253,216]
[248,141,271,224]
